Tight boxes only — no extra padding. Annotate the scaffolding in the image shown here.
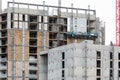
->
[11,0,16,80]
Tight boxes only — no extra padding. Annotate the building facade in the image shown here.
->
[40,40,120,80]
[0,1,104,80]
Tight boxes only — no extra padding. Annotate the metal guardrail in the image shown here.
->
[0,58,7,62]
[29,74,37,79]
[29,66,37,70]
[0,66,7,70]
[29,59,37,63]
[0,74,7,78]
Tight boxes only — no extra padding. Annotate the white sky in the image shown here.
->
[2,0,115,45]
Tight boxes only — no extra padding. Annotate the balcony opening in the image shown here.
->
[118,70,120,77]
[1,24,7,29]
[110,52,113,59]
[110,61,113,68]
[29,16,37,22]
[118,62,120,68]
[11,22,13,28]
[1,14,7,21]
[60,26,67,32]
[97,69,101,76]
[62,70,65,77]
[2,40,7,45]
[62,61,65,68]
[110,70,113,77]
[1,32,7,37]
[49,25,52,31]
[30,31,37,38]
[29,47,37,53]
[29,24,37,30]
[41,16,43,23]
[29,39,37,45]
[118,53,120,60]
[2,48,7,53]
[23,14,25,21]
[29,63,37,67]
[97,51,101,59]
[97,78,101,80]
[97,60,101,68]
[62,52,65,59]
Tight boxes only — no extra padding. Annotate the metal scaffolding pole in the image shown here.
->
[70,3,73,32]
[57,0,61,46]
[22,21,25,80]
[42,1,46,51]
[87,5,90,32]
[84,41,87,80]
[11,0,16,80]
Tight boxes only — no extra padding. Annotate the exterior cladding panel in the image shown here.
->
[40,40,120,80]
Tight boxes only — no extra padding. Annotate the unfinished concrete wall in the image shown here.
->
[40,40,120,80]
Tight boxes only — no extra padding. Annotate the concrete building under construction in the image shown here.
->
[40,40,118,80]
[0,1,105,80]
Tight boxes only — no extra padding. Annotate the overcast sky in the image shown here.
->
[2,0,115,45]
